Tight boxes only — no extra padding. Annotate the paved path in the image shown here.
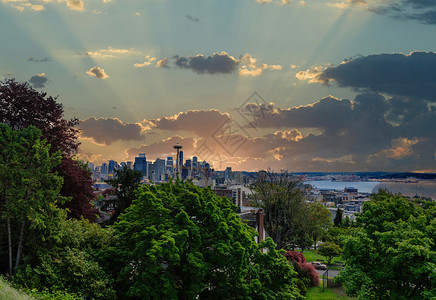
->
[316,269,340,278]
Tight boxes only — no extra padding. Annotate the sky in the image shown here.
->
[1,0,435,172]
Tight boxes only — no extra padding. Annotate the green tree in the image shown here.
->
[104,165,142,224]
[251,170,311,250]
[334,208,343,227]
[0,124,67,275]
[317,241,342,266]
[306,203,331,250]
[337,191,436,299]
[15,217,116,299]
[102,180,301,299]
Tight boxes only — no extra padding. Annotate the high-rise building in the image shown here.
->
[108,160,116,174]
[178,151,183,169]
[224,167,232,179]
[192,156,198,169]
[185,159,192,169]
[134,153,147,177]
[154,158,166,181]
[166,157,173,175]
[101,163,108,175]
[126,161,133,169]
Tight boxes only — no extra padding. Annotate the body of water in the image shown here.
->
[306,180,436,200]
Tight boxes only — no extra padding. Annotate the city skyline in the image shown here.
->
[1,0,435,172]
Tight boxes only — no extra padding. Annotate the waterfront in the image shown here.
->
[307,180,436,200]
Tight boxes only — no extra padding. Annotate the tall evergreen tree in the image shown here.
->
[334,208,343,227]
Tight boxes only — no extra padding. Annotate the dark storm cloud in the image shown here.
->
[186,15,199,22]
[316,51,436,99]
[79,117,143,145]
[173,52,239,75]
[242,96,356,134]
[353,0,436,25]
[29,73,48,88]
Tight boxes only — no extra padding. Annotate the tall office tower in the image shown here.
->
[120,162,126,168]
[134,153,147,177]
[192,156,198,169]
[185,159,192,169]
[88,162,94,173]
[147,161,154,180]
[178,151,183,168]
[126,161,133,169]
[166,157,173,175]
[224,167,232,179]
[108,160,115,174]
[154,158,166,181]
[101,163,108,175]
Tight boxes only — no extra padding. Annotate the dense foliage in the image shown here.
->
[102,180,301,299]
[104,165,142,224]
[0,79,97,221]
[0,124,67,275]
[338,191,436,299]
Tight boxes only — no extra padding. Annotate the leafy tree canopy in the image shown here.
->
[103,180,301,299]
[0,79,96,221]
[338,191,436,299]
[104,165,142,224]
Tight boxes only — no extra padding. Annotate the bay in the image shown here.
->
[306,180,436,200]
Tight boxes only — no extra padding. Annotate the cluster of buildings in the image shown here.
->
[88,147,255,208]
[90,154,210,184]
[308,186,370,221]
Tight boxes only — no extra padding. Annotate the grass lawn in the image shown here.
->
[306,287,356,299]
[301,249,344,265]
[0,277,34,300]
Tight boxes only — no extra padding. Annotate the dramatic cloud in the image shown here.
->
[303,51,436,100]
[79,117,144,145]
[29,73,48,88]
[174,52,239,75]
[155,58,170,68]
[134,56,156,68]
[82,88,435,172]
[145,110,231,138]
[28,56,50,62]
[186,15,199,22]
[86,47,139,59]
[173,52,282,76]
[86,66,109,79]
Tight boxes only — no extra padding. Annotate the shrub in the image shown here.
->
[284,250,320,295]
[284,250,306,264]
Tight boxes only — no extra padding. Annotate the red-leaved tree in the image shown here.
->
[0,79,97,221]
[285,250,320,291]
